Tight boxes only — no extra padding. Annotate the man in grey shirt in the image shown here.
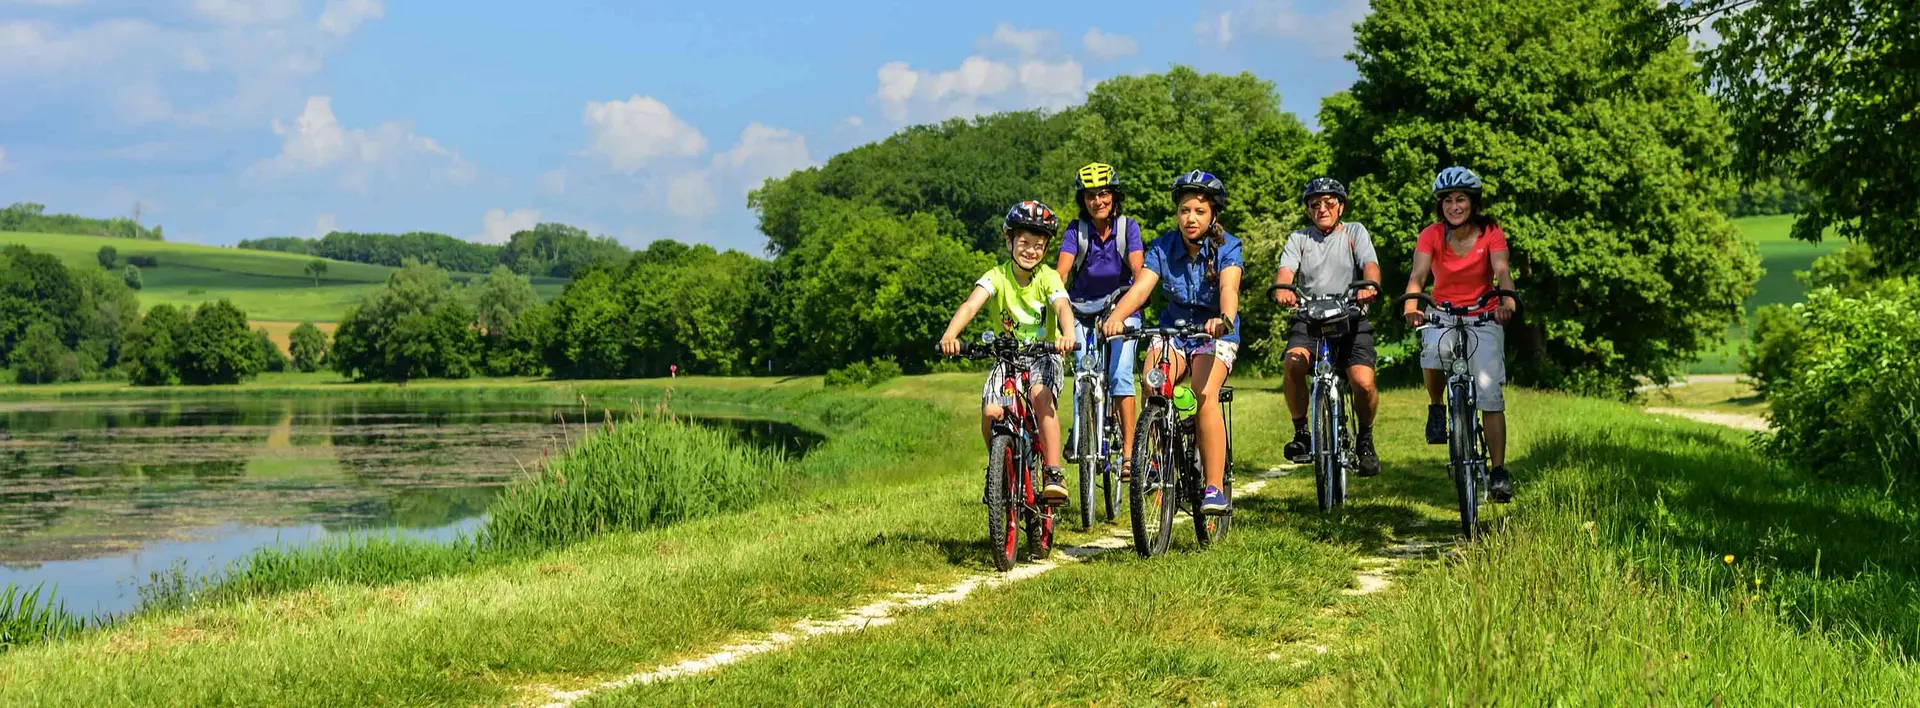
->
[1270,177,1384,476]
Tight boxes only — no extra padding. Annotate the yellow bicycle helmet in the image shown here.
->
[1074,162,1121,195]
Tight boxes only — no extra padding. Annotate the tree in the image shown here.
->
[1322,0,1760,394]
[70,266,139,374]
[10,321,80,384]
[1673,0,1920,271]
[0,245,81,365]
[252,327,289,373]
[305,259,328,286]
[123,304,185,385]
[176,299,262,385]
[330,261,480,382]
[288,322,329,373]
[123,264,142,290]
[97,246,117,269]
[467,265,543,376]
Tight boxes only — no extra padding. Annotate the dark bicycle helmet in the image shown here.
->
[1432,166,1484,196]
[1002,200,1060,238]
[1171,170,1226,208]
[1301,176,1348,206]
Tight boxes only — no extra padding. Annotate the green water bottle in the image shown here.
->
[1172,384,1198,418]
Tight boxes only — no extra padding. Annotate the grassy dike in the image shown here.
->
[1,375,1914,705]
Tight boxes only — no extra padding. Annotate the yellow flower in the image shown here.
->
[1754,577,1764,587]
[1723,554,1735,564]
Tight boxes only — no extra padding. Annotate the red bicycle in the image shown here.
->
[956,333,1060,571]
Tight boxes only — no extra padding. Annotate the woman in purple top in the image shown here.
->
[1054,162,1145,479]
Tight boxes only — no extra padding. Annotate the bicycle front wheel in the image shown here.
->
[986,434,1019,571]
[1130,403,1176,557]
[1448,386,1479,539]
[1076,387,1098,530]
[1312,384,1338,512]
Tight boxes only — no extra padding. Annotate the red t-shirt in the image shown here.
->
[1416,223,1508,314]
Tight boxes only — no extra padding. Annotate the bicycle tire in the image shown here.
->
[1312,382,1337,512]
[1334,386,1353,505]
[1076,388,1098,530]
[1129,403,1176,557]
[1100,418,1121,522]
[986,434,1019,571]
[1449,385,1478,539]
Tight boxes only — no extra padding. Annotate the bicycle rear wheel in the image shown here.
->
[986,434,1019,571]
[1075,388,1098,530]
[1129,403,1176,557]
[1100,418,1121,522]
[1448,386,1479,539]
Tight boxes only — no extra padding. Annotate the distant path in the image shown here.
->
[1645,407,1770,432]
[1635,373,1741,393]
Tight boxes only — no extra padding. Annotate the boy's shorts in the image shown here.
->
[982,354,1064,408]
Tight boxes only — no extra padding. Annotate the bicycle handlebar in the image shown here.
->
[1394,289,1520,317]
[1268,279,1380,303]
[951,340,1058,360]
[1104,319,1214,343]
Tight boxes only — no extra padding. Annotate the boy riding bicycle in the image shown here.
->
[1270,177,1385,476]
[940,201,1078,505]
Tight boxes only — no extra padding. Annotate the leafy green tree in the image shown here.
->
[467,265,543,376]
[330,261,480,382]
[1675,0,1920,271]
[252,327,289,373]
[304,259,328,286]
[123,264,142,290]
[123,304,186,385]
[70,265,139,374]
[0,245,81,364]
[10,321,80,384]
[288,322,329,373]
[1323,0,1759,394]
[97,246,117,269]
[176,299,262,385]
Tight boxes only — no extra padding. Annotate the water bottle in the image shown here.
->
[1172,384,1198,419]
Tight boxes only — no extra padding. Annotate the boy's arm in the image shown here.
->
[940,286,993,354]
[1052,295,1076,353]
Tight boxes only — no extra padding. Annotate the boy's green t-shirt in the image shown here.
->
[974,262,1068,343]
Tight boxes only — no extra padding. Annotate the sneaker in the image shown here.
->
[1489,465,1514,503]
[1283,431,1311,464]
[1356,433,1380,477]
[1118,457,1132,483]
[1041,466,1069,506]
[1200,485,1230,515]
[1425,404,1446,445]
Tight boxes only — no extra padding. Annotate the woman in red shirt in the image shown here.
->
[1400,166,1519,502]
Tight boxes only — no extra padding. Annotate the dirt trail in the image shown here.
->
[1645,407,1770,432]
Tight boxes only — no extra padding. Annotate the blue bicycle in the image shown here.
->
[1067,293,1125,530]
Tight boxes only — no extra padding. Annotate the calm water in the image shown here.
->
[0,397,820,619]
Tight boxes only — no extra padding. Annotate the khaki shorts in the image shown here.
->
[1420,313,1506,412]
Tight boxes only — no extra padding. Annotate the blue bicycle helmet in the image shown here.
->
[1301,177,1348,205]
[1171,170,1226,208]
[1432,166,1484,196]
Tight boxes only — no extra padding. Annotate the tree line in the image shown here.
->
[238,222,627,279]
[0,202,162,240]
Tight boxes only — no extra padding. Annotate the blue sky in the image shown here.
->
[0,0,1368,253]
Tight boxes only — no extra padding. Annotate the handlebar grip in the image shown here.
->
[1347,279,1381,294]
[1267,283,1302,296]
[1393,293,1436,309]
[1479,289,1520,308]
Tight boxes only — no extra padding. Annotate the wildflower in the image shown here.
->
[1581,521,1596,532]
[1754,577,1763,587]
[1723,554,1734,564]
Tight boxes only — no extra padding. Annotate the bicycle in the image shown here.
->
[1110,321,1236,557]
[1067,292,1126,530]
[1392,288,1519,539]
[953,332,1061,571]
[1270,279,1380,512]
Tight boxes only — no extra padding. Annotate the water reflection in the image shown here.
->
[0,397,821,619]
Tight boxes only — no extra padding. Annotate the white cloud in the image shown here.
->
[1082,27,1138,60]
[194,0,301,26]
[583,95,707,171]
[539,167,568,195]
[844,115,864,128]
[478,208,539,244]
[0,145,9,171]
[312,213,337,237]
[664,173,718,219]
[984,23,1053,58]
[255,96,474,188]
[1194,1,1367,56]
[1018,58,1084,106]
[318,0,385,37]
[712,122,815,196]
[1194,11,1233,46]
[874,53,1087,123]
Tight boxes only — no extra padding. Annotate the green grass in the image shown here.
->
[0,230,568,323]
[0,375,1912,705]
[1691,215,1845,374]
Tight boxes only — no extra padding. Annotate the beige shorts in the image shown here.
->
[1420,313,1506,412]
[982,354,1063,408]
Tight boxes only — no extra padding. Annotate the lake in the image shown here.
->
[0,396,821,619]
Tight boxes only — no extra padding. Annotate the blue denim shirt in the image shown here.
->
[1143,230,1244,344]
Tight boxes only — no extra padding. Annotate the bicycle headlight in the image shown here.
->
[1449,358,1469,376]
[1079,352,1098,371]
[1143,368,1165,390]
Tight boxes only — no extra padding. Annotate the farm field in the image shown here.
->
[0,231,567,323]
[1689,215,1844,374]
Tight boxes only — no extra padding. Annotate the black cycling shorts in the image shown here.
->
[1285,317,1377,369]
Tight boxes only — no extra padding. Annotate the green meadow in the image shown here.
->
[1690,215,1844,374]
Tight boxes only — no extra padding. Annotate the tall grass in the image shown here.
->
[487,414,791,548]
[0,584,84,652]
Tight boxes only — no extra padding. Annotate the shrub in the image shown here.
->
[176,300,262,385]
[122,264,141,291]
[1741,304,1809,396]
[96,246,117,269]
[126,255,158,268]
[287,322,328,373]
[252,327,288,373]
[9,322,80,384]
[1763,280,1920,484]
[825,358,903,389]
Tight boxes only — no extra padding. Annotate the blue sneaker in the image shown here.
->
[1200,485,1230,515]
